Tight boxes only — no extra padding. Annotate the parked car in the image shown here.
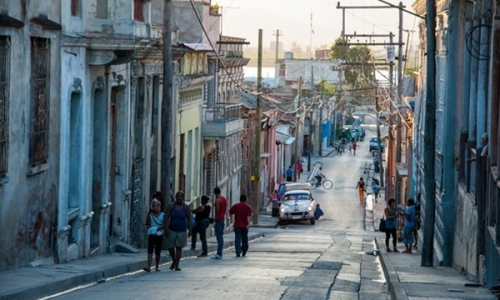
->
[279,189,316,225]
[369,136,384,152]
[274,182,313,217]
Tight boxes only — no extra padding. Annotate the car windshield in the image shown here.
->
[370,138,377,142]
[283,194,310,201]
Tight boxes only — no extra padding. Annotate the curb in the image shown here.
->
[375,238,408,300]
[0,233,265,300]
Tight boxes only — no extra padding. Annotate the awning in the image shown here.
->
[177,43,214,52]
[396,163,408,177]
[277,132,295,144]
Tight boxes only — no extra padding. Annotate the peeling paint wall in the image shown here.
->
[0,1,61,269]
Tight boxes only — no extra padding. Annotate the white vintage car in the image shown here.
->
[279,189,316,225]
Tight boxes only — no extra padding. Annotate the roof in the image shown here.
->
[177,43,213,51]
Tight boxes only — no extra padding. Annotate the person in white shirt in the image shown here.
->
[314,167,323,187]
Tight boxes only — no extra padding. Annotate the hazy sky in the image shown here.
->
[216,0,420,55]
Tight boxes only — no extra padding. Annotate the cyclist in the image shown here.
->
[313,167,323,187]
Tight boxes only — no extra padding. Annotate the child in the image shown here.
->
[314,204,324,220]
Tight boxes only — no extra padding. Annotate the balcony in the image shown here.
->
[202,103,244,137]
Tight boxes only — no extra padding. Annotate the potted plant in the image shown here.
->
[209,3,219,15]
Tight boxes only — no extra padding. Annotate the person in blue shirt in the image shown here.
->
[402,198,416,253]
[314,204,324,220]
[286,166,294,181]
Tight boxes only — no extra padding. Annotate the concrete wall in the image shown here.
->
[0,1,62,269]
[453,187,479,279]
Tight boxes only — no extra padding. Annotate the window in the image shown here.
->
[29,37,50,166]
[0,36,9,176]
[134,0,144,21]
[71,0,80,16]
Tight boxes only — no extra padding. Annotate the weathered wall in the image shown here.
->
[453,186,479,279]
[0,1,62,269]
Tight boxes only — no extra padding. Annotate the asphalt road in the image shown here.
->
[50,136,389,300]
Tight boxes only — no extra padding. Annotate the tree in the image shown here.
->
[330,37,374,100]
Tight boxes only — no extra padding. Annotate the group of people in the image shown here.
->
[143,187,253,272]
[286,160,304,181]
[383,195,421,253]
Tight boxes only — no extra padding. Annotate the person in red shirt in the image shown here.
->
[211,187,227,260]
[229,194,252,257]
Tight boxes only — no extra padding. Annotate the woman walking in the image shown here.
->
[165,191,192,271]
[143,199,165,272]
[355,177,366,203]
[384,198,399,252]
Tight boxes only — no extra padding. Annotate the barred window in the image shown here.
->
[29,37,50,165]
[0,36,9,176]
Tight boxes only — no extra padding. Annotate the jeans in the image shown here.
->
[215,220,224,256]
[234,227,249,256]
[191,219,209,255]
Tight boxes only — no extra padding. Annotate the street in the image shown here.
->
[49,134,389,300]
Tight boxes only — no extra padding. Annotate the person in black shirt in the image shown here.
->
[191,195,211,257]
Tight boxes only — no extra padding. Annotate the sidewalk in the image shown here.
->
[366,195,496,299]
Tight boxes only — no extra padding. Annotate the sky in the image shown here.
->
[216,0,420,56]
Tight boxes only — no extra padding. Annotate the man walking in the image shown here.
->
[286,165,293,181]
[211,187,227,260]
[229,194,252,257]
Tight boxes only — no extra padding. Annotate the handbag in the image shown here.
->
[379,218,387,232]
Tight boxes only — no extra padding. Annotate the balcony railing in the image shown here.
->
[203,103,241,123]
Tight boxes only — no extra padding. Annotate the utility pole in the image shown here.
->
[319,82,324,156]
[387,32,395,200]
[421,0,436,267]
[396,1,404,163]
[374,88,385,189]
[252,29,263,225]
[273,29,283,88]
[294,78,302,181]
[161,0,173,209]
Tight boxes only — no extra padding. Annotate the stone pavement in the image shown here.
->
[1,146,495,299]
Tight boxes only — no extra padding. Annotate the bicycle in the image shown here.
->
[309,176,333,190]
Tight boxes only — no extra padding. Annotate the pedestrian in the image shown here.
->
[384,198,399,253]
[296,161,303,179]
[372,179,380,203]
[165,191,192,271]
[143,199,165,272]
[150,191,162,212]
[286,165,294,181]
[355,177,366,203]
[229,194,252,257]
[413,193,421,250]
[314,203,324,220]
[190,195,211,257]
[402,198,416,253]
[348,145,352,155]
[211,187,227,260]
[352,141,357,155]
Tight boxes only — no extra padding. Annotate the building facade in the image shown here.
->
[412,0,500,286]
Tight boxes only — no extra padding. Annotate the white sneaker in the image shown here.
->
[210,254,222,260]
